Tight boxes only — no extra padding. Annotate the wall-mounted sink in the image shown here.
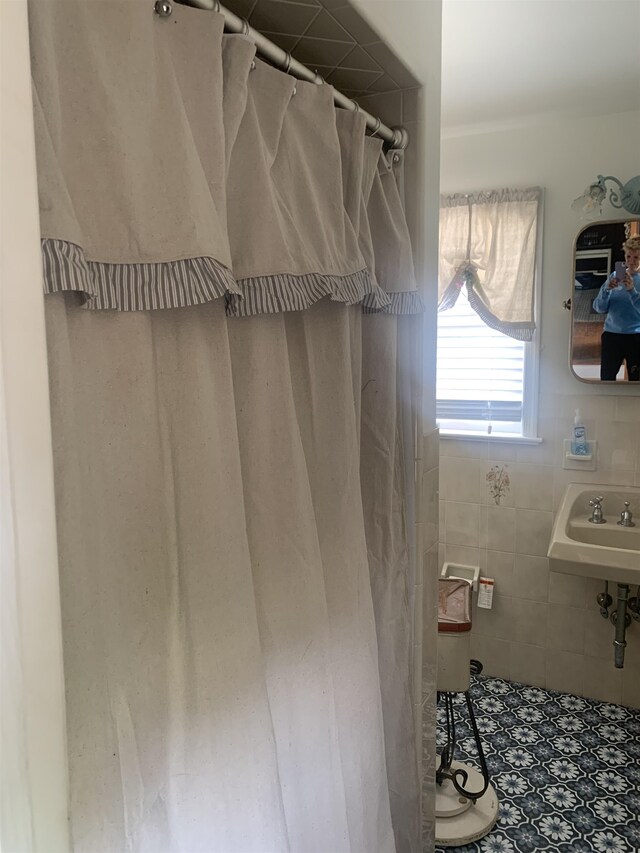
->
[548,484,640,584]
[567,518,640,550]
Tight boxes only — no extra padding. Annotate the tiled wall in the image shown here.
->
[438,392,640,710]
[421,427,440,844]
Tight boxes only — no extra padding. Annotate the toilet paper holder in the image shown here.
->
[441,561,480,592]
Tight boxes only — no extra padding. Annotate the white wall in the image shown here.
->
[354,0,442,429]
[351,0,439,86]
[1,1,70,849]
[352,3,444,834]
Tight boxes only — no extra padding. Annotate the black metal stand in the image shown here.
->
[436,660,491,804]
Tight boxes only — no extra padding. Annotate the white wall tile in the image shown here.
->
[547,604,584,654]
[621,674,640,709]
[513,463,553,511]
[440,456,481,503]
[515,508,553,558]
[481,505,516,552]
[548,570,588,608]
[510,598,549,646]
[423,428,440,472]
[484,550,515,597]
[422,466,439,550]
[470,635,511,679]
[583,608,615,661]
[440,438,488,459]
[615,396,640,422]
[581,657,623,705]
[471,593,513,640]
[593,421,637,472]
[509,643,546,687]
[513,554,549,602]
[444,501,479,547]
[546,651,584,696]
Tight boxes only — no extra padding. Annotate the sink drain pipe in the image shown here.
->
[612,584,630,668]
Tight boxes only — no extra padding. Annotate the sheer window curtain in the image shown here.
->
[438,188,541,341]
[27,1,428,851]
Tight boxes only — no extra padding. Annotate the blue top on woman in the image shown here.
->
[592,272,640,334]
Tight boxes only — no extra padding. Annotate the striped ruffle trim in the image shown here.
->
[362,290,425,315]
[466,286,535,342]
[225,269,390,317]
[438,262,534,341]
[41,239,239,310]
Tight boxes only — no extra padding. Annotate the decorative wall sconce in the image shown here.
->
[572,174,640,216]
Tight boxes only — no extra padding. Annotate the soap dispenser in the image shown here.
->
[571,409,588,456]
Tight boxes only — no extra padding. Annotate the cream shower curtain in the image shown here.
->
[29,1,427,851]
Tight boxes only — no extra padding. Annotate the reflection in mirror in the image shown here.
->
[570,219,640,383]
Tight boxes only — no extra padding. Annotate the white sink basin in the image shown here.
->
[548,484,640,584]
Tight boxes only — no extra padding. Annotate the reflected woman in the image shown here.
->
[592,235,640,380]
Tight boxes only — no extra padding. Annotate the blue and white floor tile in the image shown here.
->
[435,676,640,853]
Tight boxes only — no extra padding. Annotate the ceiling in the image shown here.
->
[222,0,418,97]
[213,0,640,130]
[441,0,640,133]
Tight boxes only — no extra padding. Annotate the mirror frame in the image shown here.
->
[569,217,640,384]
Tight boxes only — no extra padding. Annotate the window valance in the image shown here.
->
[438,187,542,341]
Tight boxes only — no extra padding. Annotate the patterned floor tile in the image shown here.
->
[435,676,640,853]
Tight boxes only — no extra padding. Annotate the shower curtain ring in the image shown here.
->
[241,17,250,35]
[283,52,292,73]
[213,0,220,11]
[371,117,382,137]
[352,101,360,113]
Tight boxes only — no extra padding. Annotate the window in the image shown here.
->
[437,288,529,436]
[436,188,543,441]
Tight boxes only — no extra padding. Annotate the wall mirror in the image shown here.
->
[570,218,640,383]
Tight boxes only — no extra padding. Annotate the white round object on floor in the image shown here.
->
[435,775,472,818]
[435,761,499,847]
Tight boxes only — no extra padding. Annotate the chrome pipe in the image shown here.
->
[612,583,630,668]
[171,0,408,149]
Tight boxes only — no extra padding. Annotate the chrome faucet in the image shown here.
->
[589,496,606,524]
[617,501,635,527]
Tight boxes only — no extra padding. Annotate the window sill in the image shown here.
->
[439,430,543,446]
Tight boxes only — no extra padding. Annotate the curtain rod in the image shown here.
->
[155,0,408,150]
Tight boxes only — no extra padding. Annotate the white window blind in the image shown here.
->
[437,287,525,435]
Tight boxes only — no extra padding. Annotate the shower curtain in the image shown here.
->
[28,1,427,851]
